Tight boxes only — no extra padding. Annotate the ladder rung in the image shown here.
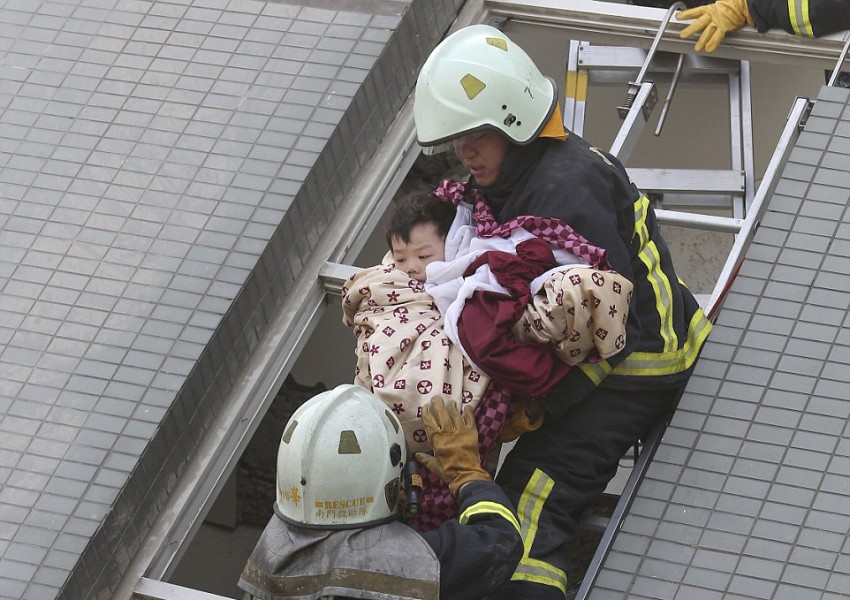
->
[579,514,611,533]
[630,168,745,195]
[655,208,743,233]
[580,46,741,76]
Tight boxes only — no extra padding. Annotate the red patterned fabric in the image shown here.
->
[457,239,574,398]
[474,381,513,466]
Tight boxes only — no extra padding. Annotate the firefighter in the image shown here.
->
[413,24,712,598]
[238,385,522,600]
[677,0,850,53]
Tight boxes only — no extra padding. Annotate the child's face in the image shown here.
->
[391,222,446,283]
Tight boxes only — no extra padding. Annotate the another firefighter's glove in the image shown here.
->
[415,396,489,496]
[676,0,755,53]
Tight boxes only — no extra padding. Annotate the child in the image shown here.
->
[342,180,632,529]
[386,187,456,283]
[380,181,634,435]
[388,182,633,388]
[385,188,545,441]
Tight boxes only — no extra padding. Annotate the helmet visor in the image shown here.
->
[420,141,453,156]
[420,130,492,156]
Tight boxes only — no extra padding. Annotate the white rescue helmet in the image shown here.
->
[414,23,557,152]
[275,384,406,528]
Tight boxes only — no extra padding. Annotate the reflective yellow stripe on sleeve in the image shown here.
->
[634,195,677,352]
[579,308,712,379]
[789,0,814,36]
[510,469,568,593]
[609,309,712,376]
[578,195,713,382]
[578,358,614,386]
[459,501,521,535]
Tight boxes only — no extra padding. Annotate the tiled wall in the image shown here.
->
[592,85,850,600]
[0,1,463,598]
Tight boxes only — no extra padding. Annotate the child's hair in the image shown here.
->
[386,188,457,247]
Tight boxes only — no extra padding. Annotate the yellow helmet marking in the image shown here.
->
[485,36,508,51]
[460,74,486,100]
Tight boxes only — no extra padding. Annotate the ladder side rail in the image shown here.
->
[706,96,810,317]
[728,68,747,220]
[827,37,850,86]
[564,40,587,136]
[489,0,850,68]
[726,60,757,220]
[739,60,757,211]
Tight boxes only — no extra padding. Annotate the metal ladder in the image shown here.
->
[560,6,758,546]
[572,95,823,600]
[565,5,755,317]
[567,11,850,599]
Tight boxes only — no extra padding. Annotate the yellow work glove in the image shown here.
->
[676,0,755,53]
[415,396,490,496]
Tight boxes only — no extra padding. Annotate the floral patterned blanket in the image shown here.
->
[342,261,490,455]
[341,256,632,454]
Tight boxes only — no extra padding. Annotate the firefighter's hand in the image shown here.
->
[676,0,754,53]
[499,396,544,443]
[415,396,489,495]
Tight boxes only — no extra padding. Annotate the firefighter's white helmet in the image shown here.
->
[414,23,557,152]
[275,384,406,528]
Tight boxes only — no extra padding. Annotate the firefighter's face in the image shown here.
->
[453,130,510,187]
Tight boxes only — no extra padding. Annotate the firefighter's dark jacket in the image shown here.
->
[474,134,712,409]
[748,0,850,37]
[239,479,522,600]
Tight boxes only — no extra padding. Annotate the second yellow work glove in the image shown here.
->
[498,397,544,443]
[676,0,755,53]
[415,396,490,496]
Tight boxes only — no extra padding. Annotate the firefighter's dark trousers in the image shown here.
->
[492,384,683,599]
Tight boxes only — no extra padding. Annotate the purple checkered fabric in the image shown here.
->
[475,381,512,465]
[408,469,456,532]
[433,178,609,269]
[408,381,513,532]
